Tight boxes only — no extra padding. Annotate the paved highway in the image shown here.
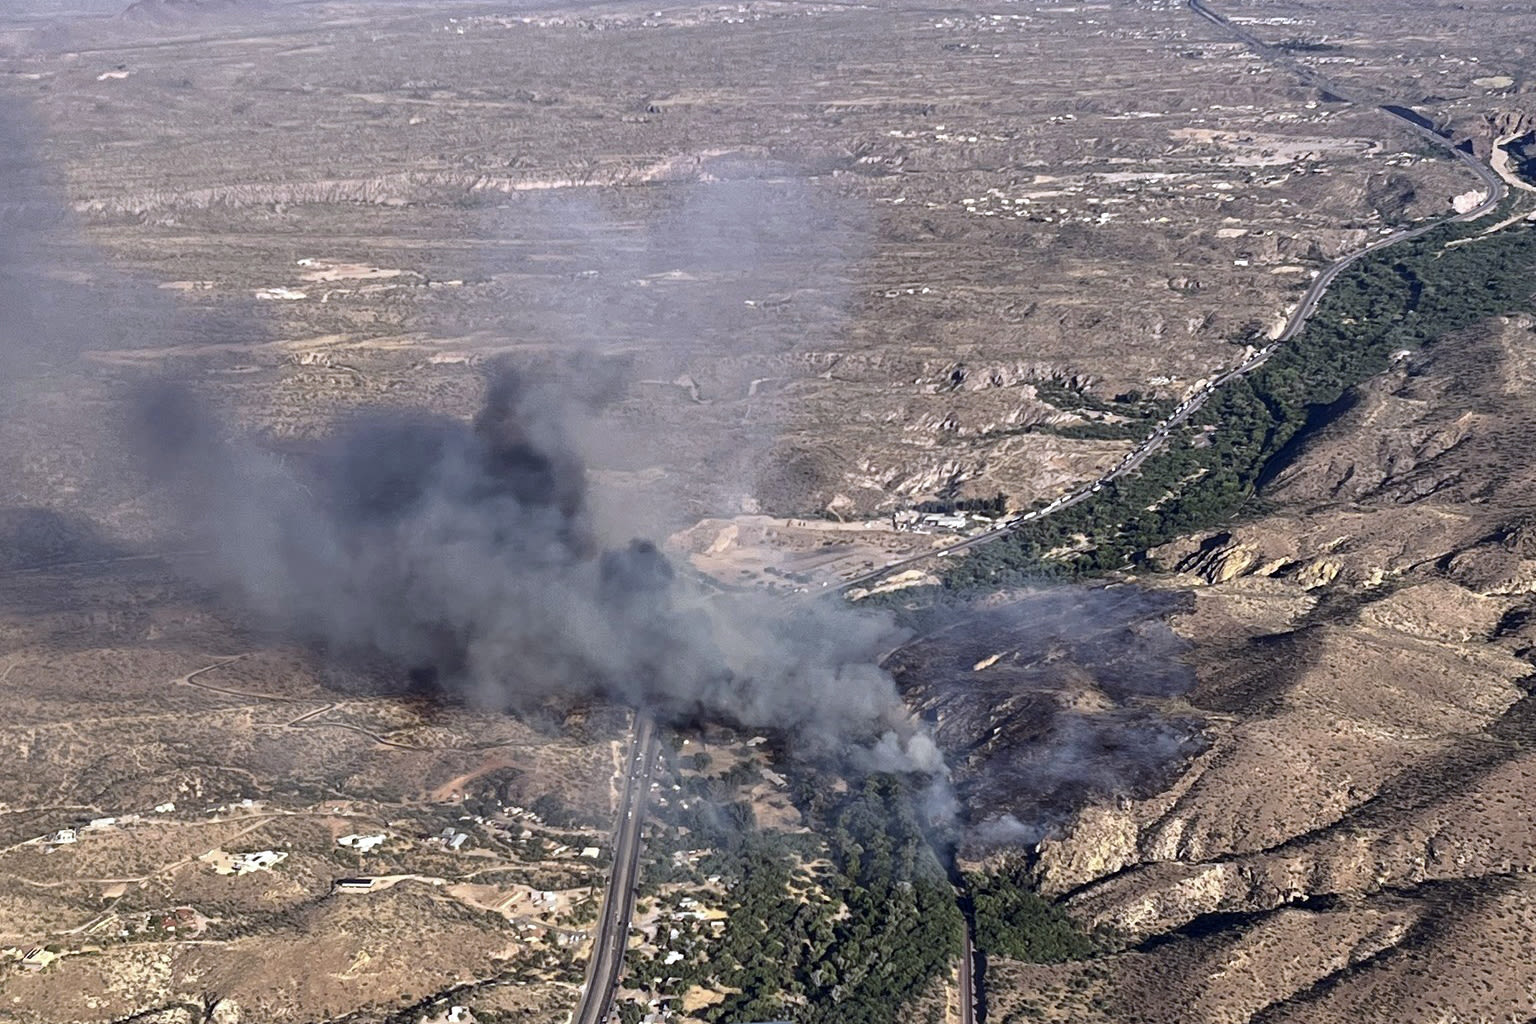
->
[834,0,1507,599]
[921,12,1511,1022]
[959,914,977,1024]
[571,711,658,1024]
[565,8,1512,1023]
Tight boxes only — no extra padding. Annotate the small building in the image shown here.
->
[232,850,286,875]
[333,877,378,893]
[86,817,116,830]
[434,826,470,850]
[51,829,77,845]
[20,947,56,971]
[337,833,387,853]
[580,847,600,859]
[153,802,176,814]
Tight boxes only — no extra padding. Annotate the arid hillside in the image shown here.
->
[976,313,1536,1022]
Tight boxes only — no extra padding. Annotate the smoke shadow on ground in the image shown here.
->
[886,586,1209,850]
[440,178,867,536]
[0,506,123,571]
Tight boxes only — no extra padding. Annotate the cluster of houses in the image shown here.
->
[333,818,602,862]
[496,802,544,825]
[41,803,179,849]
[147,907,200,935]
[625,891,734,1023]
[30,797,292,853]
[487,820,536,843]
[339,824,476,853]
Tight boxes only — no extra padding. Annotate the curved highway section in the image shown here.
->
[836,0,1507,599]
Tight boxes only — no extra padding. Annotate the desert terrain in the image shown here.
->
[2,0,1536,1022]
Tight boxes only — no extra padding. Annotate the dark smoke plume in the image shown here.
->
[130,368,945,778]
[2,90,940,803]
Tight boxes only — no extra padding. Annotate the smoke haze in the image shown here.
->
[0,89,1211,848]
[889,590,1206,845]
[0,87,954,817]
[130,367,945,778]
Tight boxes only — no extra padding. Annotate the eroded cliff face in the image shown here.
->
[979,315,1536,1021]
[1459,106,1536,159]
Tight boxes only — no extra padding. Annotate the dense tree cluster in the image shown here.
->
[699,775,962,1024]
[916,492,1010,515]
[943,211,1536,588]
[1032,380,1174,419]
[633,774,964,1024]
[969,860,1103,963]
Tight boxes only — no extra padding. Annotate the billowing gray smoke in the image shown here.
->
[0,90,942,798]
[131,367,945,778]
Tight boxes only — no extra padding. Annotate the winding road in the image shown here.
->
[834,0,1509,601]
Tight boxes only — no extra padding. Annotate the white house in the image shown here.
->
[233,850,287,875]
[337,833,387,853]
